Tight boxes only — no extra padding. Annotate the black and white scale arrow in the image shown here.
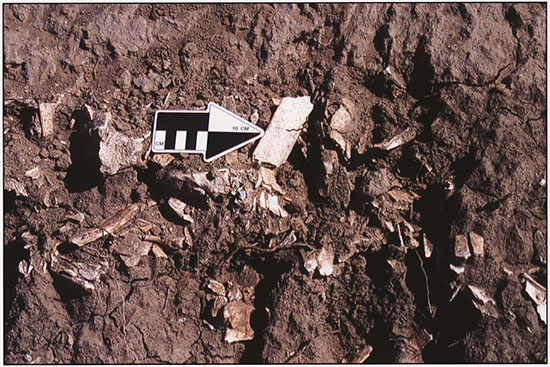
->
[152,102,264,162]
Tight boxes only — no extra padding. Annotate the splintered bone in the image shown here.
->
[69,204,141,247]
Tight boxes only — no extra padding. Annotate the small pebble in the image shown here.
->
[362,168,394,198]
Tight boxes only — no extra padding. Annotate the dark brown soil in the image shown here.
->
[3,3,547,363]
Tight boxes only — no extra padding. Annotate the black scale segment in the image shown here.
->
[206,132,261,160]
[156,112,209,150]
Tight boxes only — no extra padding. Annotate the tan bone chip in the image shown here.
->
[223,301,255,343]
[207,279,226,296]
[454,234,471,261]
[168,197,194,223]
[469,231,484,257]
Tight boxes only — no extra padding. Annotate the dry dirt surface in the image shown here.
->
[3,3,547,364]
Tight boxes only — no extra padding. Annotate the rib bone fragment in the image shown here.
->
[374,127,416,151]
[69,204,140,246]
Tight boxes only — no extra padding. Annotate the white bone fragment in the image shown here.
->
[151,244,168,258]
[258,192,288,217]
[208,280,226,296]
[92,112,143,176]
[66,212,85,224]
[224,301,255,343]
[25,167,41,179]
[211,296,228,318]
[227,283,242,302]
[468,285,498,317]
[450,264,465,275]
[183,226,193,247]
[151,153,174,167]
[50,256,107,292]
[351,345,373,363]
[168,197,194,223]
[468,231,484,257]
[254,96,313,167]
[318,247,334,276]
[280,231,297,246]
[374,127,416,151]
[250,110,259,124]
[259,167,285,194]
[537,303,546,324]
[422,233,434,259]
[454,234,471,261]
[469,286,494,303]
[409,236,420,249]
[166,168,252,198]
[449,284,461,302]
[304,257,318,274]
[18,260,33,277]
[39,102,59,137]
[330,105,352,133]
[384,220,395,232]
[329,130,352,159]
[397,223,405,247]
[522,273,546,306]
[329,105,353,159]
[4,177,28,197]
[69,204,140,246]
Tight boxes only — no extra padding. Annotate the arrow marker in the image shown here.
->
[152,102,264,162]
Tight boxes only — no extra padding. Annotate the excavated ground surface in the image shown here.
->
[3,3,547,363]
